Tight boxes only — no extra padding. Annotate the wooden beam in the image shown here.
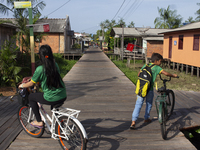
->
[181,64,184,72]
[186,65,188,75]
[177,63,179,72]
[168,60,170,69]
[191,66,194,77]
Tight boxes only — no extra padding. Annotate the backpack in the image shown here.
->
[135,63,155,97]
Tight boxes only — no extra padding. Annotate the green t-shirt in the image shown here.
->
[31,63,67,102]
[141,63,163,91]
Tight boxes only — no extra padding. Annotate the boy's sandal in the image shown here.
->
[130,124,135,129]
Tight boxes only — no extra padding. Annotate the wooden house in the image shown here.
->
[110,27,169,59]
[33,15,73,53]
[160,22,200,76]
[0,22,17,50]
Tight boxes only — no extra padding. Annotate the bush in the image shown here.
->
[72,43,81,49]
[0,40,22,86]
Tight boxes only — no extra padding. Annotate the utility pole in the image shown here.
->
[14,1,35,75]
[28,8,35,75]
[121,24,124,61]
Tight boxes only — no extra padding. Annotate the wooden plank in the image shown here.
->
[7,48,197,150]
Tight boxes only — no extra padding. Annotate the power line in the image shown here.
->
[117,0,131,17]
[112,0,126,20]
[125,0,144,20]
[45,0,71,17]
[122,0,139,19]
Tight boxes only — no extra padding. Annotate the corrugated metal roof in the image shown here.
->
[143,37,164,41]
[0,16,71,33]
[159,21,200,34]
[110,27,141,37]
[0,18,18,28]
[34,18,66,33]
[111,27,169,40]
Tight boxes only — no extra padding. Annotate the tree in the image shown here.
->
[154,5,182,29]
[195,3,200,21]
[0,0,46,52]
[128,21,135,28]
[184,16,195,24]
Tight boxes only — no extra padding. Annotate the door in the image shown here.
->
[169,36,172,58]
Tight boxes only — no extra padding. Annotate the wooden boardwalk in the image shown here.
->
[4,47,200,149]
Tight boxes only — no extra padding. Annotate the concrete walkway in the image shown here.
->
[7,47,195,150]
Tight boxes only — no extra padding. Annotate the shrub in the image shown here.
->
[0,40,22,86]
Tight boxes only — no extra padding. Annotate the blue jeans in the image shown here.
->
[132,90,154,121]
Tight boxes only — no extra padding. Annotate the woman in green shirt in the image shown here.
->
[18,45,67,128]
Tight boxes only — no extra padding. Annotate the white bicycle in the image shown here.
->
[17,87,88,150]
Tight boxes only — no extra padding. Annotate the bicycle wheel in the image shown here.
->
[55,116,86,150]
[18,105,44,138]
[166,90,175,118]
[160,103,167,140]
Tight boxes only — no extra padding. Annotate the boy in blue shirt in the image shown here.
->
[130,53,177,129]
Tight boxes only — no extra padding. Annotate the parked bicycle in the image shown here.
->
[155,74,179,140]
[15,80,88,150]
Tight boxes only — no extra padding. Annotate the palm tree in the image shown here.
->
[154,5,182,29]
[128,21,135,28]
[0,0,46,52]
[195,3,200,21]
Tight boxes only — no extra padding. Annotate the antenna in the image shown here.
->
[136,26,151,34]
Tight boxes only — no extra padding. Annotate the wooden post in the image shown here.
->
[181,64,184,72]
[168,60,170,69]
[177,63,179,72]
[173,62,175,70]
[191,66,194,77]
[197,67,199,78]
[186,65,188,75]
[127,57,131,68]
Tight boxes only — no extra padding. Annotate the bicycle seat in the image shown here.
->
[51,102,64,110]
[157,87,165,92]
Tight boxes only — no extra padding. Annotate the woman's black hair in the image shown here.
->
[38,45,64,89]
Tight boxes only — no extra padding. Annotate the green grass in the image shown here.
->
[53,54,77,78]
[111,58,200,92]
[112,60,140,85]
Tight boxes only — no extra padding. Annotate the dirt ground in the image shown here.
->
[0,87,17,96]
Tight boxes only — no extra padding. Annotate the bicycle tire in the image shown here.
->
[166,90,175,119]
[160,103,167,140]
[55,116,86,150]
[18,105,44,138]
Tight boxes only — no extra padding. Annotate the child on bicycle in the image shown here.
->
[18,45,67,128]
[130,53,177,129]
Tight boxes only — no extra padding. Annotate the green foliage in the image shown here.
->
[53,54,77,78]
[96,19,135,49]
[72,43,81,49]
[154,5,182,29]
[112,60,138,84]
[0,40,22,86]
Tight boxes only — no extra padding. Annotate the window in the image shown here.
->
[178,35,183,49]
[193,34,199,51]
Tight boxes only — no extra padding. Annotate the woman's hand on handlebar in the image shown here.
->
[18,83,24,89]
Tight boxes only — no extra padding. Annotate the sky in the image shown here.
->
[1,0,200,34]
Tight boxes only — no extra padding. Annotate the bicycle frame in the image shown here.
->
[155,94,168,124]
[27,103,88,141]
